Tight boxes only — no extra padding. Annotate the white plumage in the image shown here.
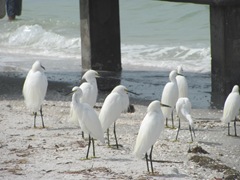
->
[22,61,48,128]
[161,70,179,127]
[69,69,99,128]
[175,97,195,141]
[133,100,165,173]
[99,85,129,148]
[221,85,240,136]
[71,86,104,158]
[176,65,188,98]
[79,69,99,106]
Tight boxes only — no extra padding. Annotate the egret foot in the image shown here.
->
[108,144,123,149]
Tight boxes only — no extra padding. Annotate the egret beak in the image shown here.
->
[125,89,141,96]
[41,65,45,70]
[177,73,183,76]
[65,89,77,96]
[95,72,101,78]
[160,103,171,108]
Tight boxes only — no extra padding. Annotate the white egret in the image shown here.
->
[70,86,104,159]
[175,97,195,142]
[22,61,48,128]
[69,69,99,138]
[99,85,134,149]
[176,65,188,98]
[221,85,240,136]
[133,100,170,173]
[79,69,99,106]
[161,70,179,128]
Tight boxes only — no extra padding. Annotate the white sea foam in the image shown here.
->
[0,0,210,73]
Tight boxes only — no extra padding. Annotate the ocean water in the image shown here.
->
[0,0,212,108]
[0,0,210,73]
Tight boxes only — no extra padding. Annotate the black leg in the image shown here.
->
[165,118,168,127]
[40,106,45,128]
[171,109,175,128]
[86,134,91,159]
[189,125,193,142]
[175,116,181,140]
[145,153,149,172]
[92,137,95,157]
[234,118,237,136]
[107,128,110,146]
[149,145,154,173]
[113,122,119,149]
[81,131,85,139]
[228,122,230,136]
[34,112,37,128]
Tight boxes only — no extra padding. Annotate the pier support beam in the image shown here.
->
[79,0,122,72]
[161,0,240,108]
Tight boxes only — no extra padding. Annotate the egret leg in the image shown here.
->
[40,106,45,128]
[165,118,168,127]
[107,128,110,147]
[33,112,37,128]
[81,131,85,139]
[113,122,119,149]
[176,117,181,140]
[149,145,154,173]
[228,123,230,136]
[145,153,150,172]
[192,127,196,137]
[86,134,91,159]
[189,125,193,142]
[171,110,175,128]
[92,137,95,157]
[234,118,237,136]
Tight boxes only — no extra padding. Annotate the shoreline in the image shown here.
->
[0,68,212,109]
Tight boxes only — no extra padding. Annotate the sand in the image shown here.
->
[0,59,239,179]
[0,81,240,179]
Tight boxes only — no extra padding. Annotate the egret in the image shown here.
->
[176,65,188,98]
[70,86,104,159]
[99,85,134,149]
[175,97,195,142]
[79,69,99,106]
[22,61,48,128]
[221,85,240,136]
[161,70,179,128]
[133,100,170,173]
[69,69,99,138]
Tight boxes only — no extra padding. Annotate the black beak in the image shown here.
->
[127,90,141,96]
[41,65,45,70]
[160,103,171,108]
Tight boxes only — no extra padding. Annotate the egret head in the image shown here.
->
[177,65,183,74]
[112,85,139,96]
[169,70,178,81]
[147,100,171,112]
[82,69,100,82]
[232,85,239,93]
[32,61,45,72]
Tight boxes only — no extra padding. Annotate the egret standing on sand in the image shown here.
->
[176,65,188,98]
[23,61,48,128]
[70,86,104,159]
[221,85,240,136]
[175,97,195,142]
[161,70,179,128]
[133,100,170,173]
[99,85,131,149]
[69,69,99,137]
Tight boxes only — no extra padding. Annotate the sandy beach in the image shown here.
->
[0,69,240,180]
